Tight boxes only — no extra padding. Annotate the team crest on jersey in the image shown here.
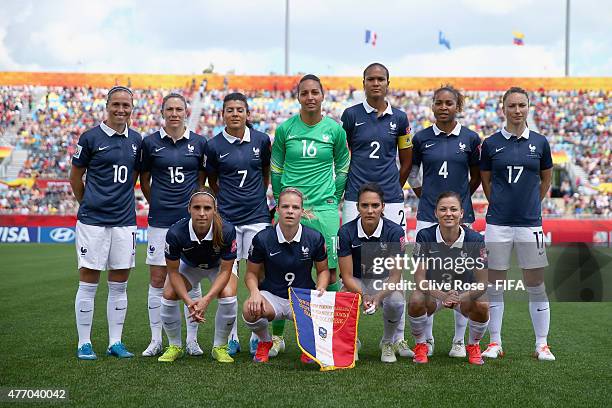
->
[529,144,536,153]
[380,242,388,252]
[527,143,539,158]
[301,245,310,257]
[459,142,466,152]
[187,144,195,153]
[460,250,468,258]
[318,326,328,339]
[73,144,82,159]
[322,134,329,142]
[252,147,260,158]
[131,144,137,156]
[389,122,397,131]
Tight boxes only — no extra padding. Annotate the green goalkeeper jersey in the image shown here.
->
[271,114,350,208]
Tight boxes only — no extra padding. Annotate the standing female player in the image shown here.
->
[269,74,350,356]
[337,183,408,362]
[340,62,412,225]
[140,93,207,357]
[340,63,413,355]
[70,86,142,359]
[205,92,272,356]
[410,85,482,358]
[243,188,330,363]
[158,187,238,363]
[408,192,489,365]
[480,87,554,361]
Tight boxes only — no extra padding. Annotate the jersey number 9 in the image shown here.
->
[285,272,295,286]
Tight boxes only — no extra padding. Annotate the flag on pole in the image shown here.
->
[513,31,525,45]
[365,29,377,47]
[438,30,451,50]
[289,287,361,371]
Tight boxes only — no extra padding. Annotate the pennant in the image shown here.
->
[439,30,451,50]
[290,287,361,371]
[513,31,525,46]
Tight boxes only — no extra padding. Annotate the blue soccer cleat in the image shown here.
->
[249,337,259,356]
[107,342,134,358]
[228,339,241,356]
[77,343,97,360]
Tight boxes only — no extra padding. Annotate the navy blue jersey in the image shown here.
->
[480,129,553,227]
[164,218,237,269]
[248,224,327,299]
[341,102,411,203]
[72,124,142,226]
[141,129,206,228]
[413,225,487,290]
[412,124,481,223]
[205,128,271,226]
[337,217,405,279]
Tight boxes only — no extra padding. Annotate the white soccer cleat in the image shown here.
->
[393,340,415,358]
[380,342,397,363]
[268,335,285,357]
[142,340,163,357]
[482,342,504,359]
[534,344,555,361]
[426,338,435,357]
[185,340,204,356]
[448,340,467,358]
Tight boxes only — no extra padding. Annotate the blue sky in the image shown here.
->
[0,0,610,76]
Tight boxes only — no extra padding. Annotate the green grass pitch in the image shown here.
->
[1,244,611,407]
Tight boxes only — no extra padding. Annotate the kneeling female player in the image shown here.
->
[158,187,238,363]
[407,192,489,365]
[242,187,330,363]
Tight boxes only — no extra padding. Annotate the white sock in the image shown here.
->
[408,313,428,344]
[107,281,128,346]
[468,319,489,345]
[161,298,182,347]
[75,281,98,347]
[526,283,550,346]
[184,284,201,344]
[228,299,239,344]
[382,294,405,343]
[453,309,468,343]
[393,307,406,343]
[487,285,505,345]
[244,317,271,342]
[214,296,237,347]
[147,285,164,343]
[424,314,434,340]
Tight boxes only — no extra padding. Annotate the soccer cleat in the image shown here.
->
[142,340,163,357]
[482,342,504,359]
[158,345,184,362]
[107,342,134,358]
[413,343,429,364]
[449,340,467,358]
[268,335,285,357]
[426,338,435,357]
[393,340,415,358]
[76,343,97,360]
[249,337,259,356]
[466,344,484,365]
[185,340,204,356]
[534,344,556,361]
[211,345,234,363]
[300,352,315,364]
[380,342,397,363]
[227,339,241,356]
[253,341,273,363]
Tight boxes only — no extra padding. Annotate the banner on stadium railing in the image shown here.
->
[289,287,361,371]
[1,225,148,244]
[1,216,611,244]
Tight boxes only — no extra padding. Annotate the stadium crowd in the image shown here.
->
[0,85,609,216]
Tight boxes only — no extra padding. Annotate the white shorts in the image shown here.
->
[75,221,136,271]
[415,220,472,234]
[260,290,292,321]
[146,226,168,266]
[178,260,238,288]
[485,224,548,270]
[342,200,406,228]
[236,223,270,260]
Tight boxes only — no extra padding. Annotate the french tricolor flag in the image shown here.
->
[289,287,361,371]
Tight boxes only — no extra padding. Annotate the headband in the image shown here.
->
[188,191,217,207]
